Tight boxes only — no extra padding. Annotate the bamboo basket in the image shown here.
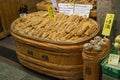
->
[10,13,100,79]
[82,42,111,80]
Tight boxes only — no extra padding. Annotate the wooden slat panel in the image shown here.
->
[21,0,42,12]
[0,13,2,32]
[0,0,20,35]
[0,0,42,36]
[0,32,5,39]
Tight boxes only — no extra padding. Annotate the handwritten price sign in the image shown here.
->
[47,6,55,21]
[102,14,115,36]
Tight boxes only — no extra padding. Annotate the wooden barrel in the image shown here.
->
[11,29,99,79]
[10,11,100,79]
[11,31,84,80]
[82,42,110,80]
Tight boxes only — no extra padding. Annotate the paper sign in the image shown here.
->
[51,0,59,11]
[58,3,74,15]
[74,4,93,17]
[75,4,93,9]
[51,0,57,7]
[102,14,115,36]
[47,6,55,21]
[108,54,120,66]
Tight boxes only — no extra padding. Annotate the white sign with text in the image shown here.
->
[74,4,93,17]
[58,3,74,15]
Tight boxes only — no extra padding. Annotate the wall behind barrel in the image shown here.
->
[0,0,41,36]
[113,0,120,37]
[97,0,119,42]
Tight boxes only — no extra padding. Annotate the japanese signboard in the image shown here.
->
[102,14,115,36]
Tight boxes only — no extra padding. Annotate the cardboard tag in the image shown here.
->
[74,4,93,17]
[58,3,74,15]
[102,14,115,36]
[108,54,120,66]
[47,6,55,21]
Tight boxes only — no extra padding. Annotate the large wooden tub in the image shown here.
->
[10,11,100,80]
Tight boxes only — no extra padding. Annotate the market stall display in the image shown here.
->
[82,36,110,80]
[10,11,100,79]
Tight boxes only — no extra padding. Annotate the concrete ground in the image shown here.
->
[0,36,57,80]
[0,36,83,80]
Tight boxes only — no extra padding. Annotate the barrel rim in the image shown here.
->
[10,13,100,45]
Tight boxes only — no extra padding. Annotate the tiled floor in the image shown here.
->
[0,61,41,80]
[0,36,16,50]
[0,36,83,80]
[0,56,54,80]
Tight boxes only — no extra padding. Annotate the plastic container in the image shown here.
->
[101,46,120,79]
[101,56,120,79]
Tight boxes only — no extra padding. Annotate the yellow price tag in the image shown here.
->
[47,6,55,21]
[70,3,74,6]
[102,14,115,36]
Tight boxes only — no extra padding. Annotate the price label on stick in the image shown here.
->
[108,54,120,66]
[58,3,74,15]
[102,14,115,36]
[47,6,55,21]
[70,3,74,6]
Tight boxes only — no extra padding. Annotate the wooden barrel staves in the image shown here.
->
[82,41,110,80]
[10,11,100,80]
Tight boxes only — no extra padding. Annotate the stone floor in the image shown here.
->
[0,36,16,50]
[0,61,41,80]
[0,36,83,80]
[0,36,57,80]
